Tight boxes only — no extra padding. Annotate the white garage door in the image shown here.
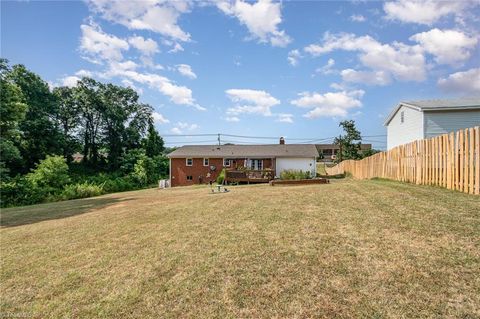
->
[275,157,316,177]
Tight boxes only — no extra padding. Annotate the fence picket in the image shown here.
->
[325,127,479,194]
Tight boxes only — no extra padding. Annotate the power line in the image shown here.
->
[164,140,218,145]
[162,133,387,147]
[161,132,386,140]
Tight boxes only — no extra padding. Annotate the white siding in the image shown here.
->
[275,157,316,177]
[424,110,480,139]
[387,106,424,149]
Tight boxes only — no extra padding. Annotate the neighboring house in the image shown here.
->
[316,144,372,163]
[167,139,318,187]
[384,98,480,150]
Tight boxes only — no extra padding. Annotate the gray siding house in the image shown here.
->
[384,99,480,150]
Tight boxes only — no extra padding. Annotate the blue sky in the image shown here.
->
[2,0,479,149]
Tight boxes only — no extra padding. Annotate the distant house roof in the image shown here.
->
[167,144,318,158]
[384,98,480,126]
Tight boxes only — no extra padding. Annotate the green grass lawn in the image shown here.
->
[1,179,479,318]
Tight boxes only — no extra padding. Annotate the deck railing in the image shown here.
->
[225,169,275,182]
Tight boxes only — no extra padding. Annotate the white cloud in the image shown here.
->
[383,0,472,25]
[341,69,392,86]
[121,79,144,95]
[330,82,346,90]
[75,69,93,77]
[107,68,204,110]
[226,89,280,116]
[78,23,201,110]
[169,42,184,53]
[80,22,129,63]
[152,111,170,124]
[61,76,81,87]
[315,58,335,75]
[276,113,294,123]
[291,90,365,118]
[438,68,480,94]
[170,127,182,135]
[128,36,159,56]
[87,0,191,41]
[176,64,197,79]
[350,14,366,22]
[217,0,291,47]
[225,116,240,122]
[304,32,426,82]
[410,29,478,66]
[54,69,95,88]
[287,49,302,66]
[170,122,199,134]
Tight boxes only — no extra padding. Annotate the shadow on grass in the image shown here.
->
[0,196,134,228]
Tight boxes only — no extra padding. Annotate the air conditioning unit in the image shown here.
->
[331,155,337,160]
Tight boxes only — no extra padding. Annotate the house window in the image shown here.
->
[186,158,193,166]
[223,158,231,167]
[186,175,193,181]
[249,159,263,170]
[203,158,209,166]
[400,111,405,124]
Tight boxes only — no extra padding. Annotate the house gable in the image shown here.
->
[386,104,424,150]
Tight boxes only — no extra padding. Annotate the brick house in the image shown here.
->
[167,139,318,187]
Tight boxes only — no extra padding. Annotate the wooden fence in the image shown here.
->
[325,126,480,195]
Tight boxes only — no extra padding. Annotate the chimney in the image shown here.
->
[279,137,285,145]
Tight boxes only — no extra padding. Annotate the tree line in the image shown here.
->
[1,59,169,207]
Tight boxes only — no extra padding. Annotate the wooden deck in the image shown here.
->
[225,169,275,184]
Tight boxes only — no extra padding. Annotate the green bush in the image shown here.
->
[280,169,312,180]
[26,155,70,191]
[129,154,167,186]
[0,176,47,207]
[216,168,226,184]
[102,176,137,193]
[61,182,104,200]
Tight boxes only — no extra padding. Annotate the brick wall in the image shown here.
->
[170,158,224,187]
[170,157,275,186]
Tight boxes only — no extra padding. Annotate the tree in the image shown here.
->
[75,78,104,167]
[124,103,153,151]
[0,59,28,176]
[53,86,80,162]
[143,122,164,157]
[334,120,362,162]
[8,64,61,171]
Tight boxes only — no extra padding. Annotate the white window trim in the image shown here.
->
[223,158,231,167]
[249,159,263,170]
[203,158,209,166]
[186,158,193,166]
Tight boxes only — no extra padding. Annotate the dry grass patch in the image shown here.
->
[1,179,479,318]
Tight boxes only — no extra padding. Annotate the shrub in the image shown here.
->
[61,182,104,200]
[280,169,312,180]
[0,176,47,207]
[216,168,226,184]
[102,176,137,193]
[130,155,151,186]
[26,155,70,191]
[129,154,167,186]
[120,149,146,175]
